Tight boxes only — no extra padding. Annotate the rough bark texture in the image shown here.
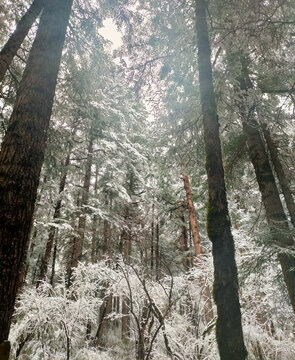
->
[195,1,247,359]
[37,152,71,285]
[0,0,73,345]
[262,125,295,227]
[0,0,45,83]
[238,59,295,313]
[182,173,202,257]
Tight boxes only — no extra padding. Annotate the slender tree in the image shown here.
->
[0,0,45,83]
[262,124,295,228]
[237,57,295,312]
[67,130,94,285]
[194,1,247,359]
[182,173,202,257]
[37,151,71,286]
[0,0,73,348]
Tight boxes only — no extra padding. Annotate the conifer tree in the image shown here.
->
[0,0,73,348]
[195,1,246,358]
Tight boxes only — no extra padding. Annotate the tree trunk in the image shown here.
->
[121,217,131,342]
[91,164,99,263]
[0,0,45,83]
[155,221,160,279]
[37,152,71,286]
[50,238,57,286]
[237,58,295,313]
[195,1,247,359]
[182,173,202,257]
[151,203,155,270]
[179,213,190,270]
[95,295,113,347]
[0,341,10,360]
[262,125,295,227]
[182,174,214,321]
[67,133,93,284]
[0,0,72,346]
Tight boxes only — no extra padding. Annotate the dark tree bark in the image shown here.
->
[37,152,71,286]
[0,0,73,346]
[195,1,247,359]
[0,0,45,83]
[50,238,57,286]
[237,60,295,313]
[262,125,295,228]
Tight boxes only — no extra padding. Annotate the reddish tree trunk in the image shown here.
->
[0,0,72,346]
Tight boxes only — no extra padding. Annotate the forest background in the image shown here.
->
[0,0,295,359]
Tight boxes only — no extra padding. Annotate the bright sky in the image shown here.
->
[98,18,123,50]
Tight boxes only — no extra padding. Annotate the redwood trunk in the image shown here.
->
[0,0,45,83]
[0,0,72,345]
[195,1,246,359]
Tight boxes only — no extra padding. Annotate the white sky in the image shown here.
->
[98,18,123,50]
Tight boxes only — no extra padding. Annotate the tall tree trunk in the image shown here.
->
[182,174,214,321]
[0,0,45,83]
[155,220,160,279]
[67,133,93,284]
[237,58,295,313]
[91,164,99,263]
[179,213,190,270]
[195,1,247,359]
[0,0,72,347]
[182,173,202,257]
[151,203,155,270]
[121,215,131,342]
[50,238,57,286]
[262,125,295,227]
[95,294,113,347]
[37,152,71,286]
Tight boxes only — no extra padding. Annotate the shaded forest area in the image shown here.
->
[0,0,295,359]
